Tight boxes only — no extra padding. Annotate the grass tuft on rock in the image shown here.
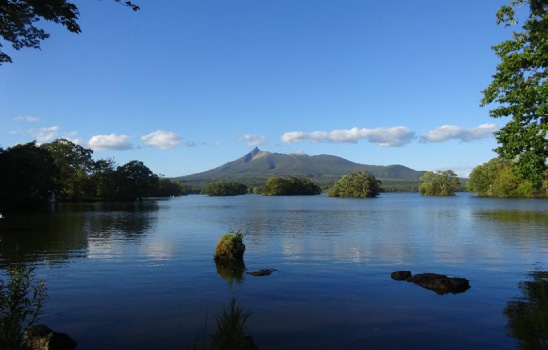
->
[214,229,246,262]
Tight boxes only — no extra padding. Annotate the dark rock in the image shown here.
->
[408,273,470,295]
[24,324,77,350]
[391,270,412,281]
[247,269,277,276]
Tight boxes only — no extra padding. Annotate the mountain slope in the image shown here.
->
[175,148,426,189]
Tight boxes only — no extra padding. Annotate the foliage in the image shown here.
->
[327,171,382,198]
[189,298,257,350]
[214,229,246,262]
[0,0,139,64]
[42,139,94,201]
[0,141,58,211]
[0,139,185,210]
[0,265,47,349]
[482,0,548,185]
[202,180,248,196]
[115,160,159,200]
[155,178,189,197]
[260,176,321,196]
[418,170,460,196]
[504,270,548,350]
[467,158,547,197]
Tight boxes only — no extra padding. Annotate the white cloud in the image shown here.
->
[240,134,267,147]
[88,134,133,150]
[141,130,181,149]
[14,116,38,122]
[280,126,415,147]
[30,126,59,143]
[421,123,497,143]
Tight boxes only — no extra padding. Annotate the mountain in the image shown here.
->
[175,148,426,191]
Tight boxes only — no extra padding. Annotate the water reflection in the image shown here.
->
[0,201,159,266]
[215,260,246,286]
[504,269,548,350]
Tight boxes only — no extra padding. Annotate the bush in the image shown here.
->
[189,298,257,350]
[0,265,47,349]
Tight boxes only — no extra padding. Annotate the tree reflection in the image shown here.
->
[504,270,548,350]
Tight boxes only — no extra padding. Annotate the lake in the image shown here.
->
[1,193,547,349]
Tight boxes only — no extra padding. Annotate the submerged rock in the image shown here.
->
[391,270,412,281]
[247,269,277,276]
[391,271,470,295]
[24,324,77,350]
[409,273,470,294]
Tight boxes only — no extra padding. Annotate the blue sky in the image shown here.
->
[1,0,512,177]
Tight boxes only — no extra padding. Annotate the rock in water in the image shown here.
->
[391,270,412,281]
[24,324,77,350]
[409,273,470,295]
[247,269,277,276]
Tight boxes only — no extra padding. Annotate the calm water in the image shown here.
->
[1,193,548,349]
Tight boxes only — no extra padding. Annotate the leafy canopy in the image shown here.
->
[482,0,548,185]
[327,171,382,198]
[418,170,460,196]
[260,176,321,196]
[0,0,139,64]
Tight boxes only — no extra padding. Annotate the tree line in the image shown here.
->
[0,139,188,211]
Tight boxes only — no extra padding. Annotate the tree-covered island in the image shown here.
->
[0,139,188,211]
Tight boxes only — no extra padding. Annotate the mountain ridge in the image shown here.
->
[175,148,426,190]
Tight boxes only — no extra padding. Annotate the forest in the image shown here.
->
[0,139,188,211]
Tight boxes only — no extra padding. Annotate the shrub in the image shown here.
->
[0,265,47,349]
[189,298,257,350]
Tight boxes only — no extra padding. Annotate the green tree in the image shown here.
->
[42,139,94,201]
[482,0,548,185]
[327,171,382,198]
[261,176,321,196]
[467,158,543,197]
[419,170,460,196]
[154,178,189,197]
[202,180,248,196]
[0,0,139,64]
[115,160,159,200]
[0,142,58,210]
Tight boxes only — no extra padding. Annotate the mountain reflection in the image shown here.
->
[505,269,548,350]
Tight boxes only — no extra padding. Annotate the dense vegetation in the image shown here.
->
[418,170,460,196]
[257,176,322,196]
[467,158,548,198]
[327,171,382,198]
[0,139,188,211]
[482,0,548,185]
[0,265,47,349]
[202,180,248,196]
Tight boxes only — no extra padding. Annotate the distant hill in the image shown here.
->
[174,148,427,191]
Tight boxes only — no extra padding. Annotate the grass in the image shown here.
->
[189,298,257,350]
